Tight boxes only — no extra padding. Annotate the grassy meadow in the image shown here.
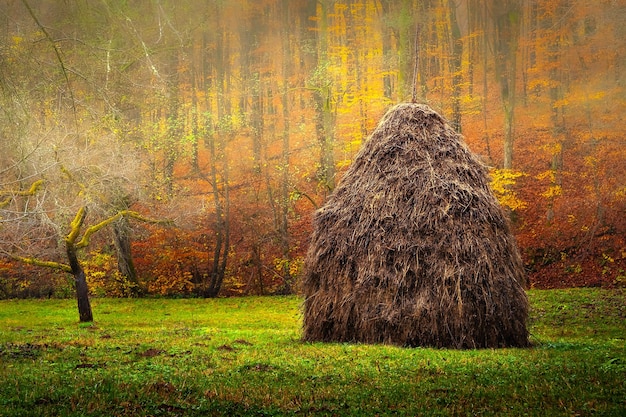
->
[0,289,624,416]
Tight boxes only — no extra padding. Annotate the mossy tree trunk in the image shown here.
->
[66,241,93,323]
[15,206,170,322]
[65,207,93,322]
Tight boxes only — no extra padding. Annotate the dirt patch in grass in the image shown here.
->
[217,344,236,352]
[139,348,165,358]
[0,342,45,359]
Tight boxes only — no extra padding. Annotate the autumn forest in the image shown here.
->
[1,0,624,300]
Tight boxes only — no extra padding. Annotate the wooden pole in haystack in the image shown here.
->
[302,103,529,349]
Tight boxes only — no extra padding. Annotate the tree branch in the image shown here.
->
[0,180,45,208]
[66,206,87,244]
[12,256,72,273]
[74,210,173,249]
[21,0,78,129]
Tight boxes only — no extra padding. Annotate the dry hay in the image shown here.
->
[302,103,529,349]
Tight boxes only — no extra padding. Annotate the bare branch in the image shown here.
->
[20,0,78,130]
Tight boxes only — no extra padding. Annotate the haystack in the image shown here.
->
[302,103,529,349]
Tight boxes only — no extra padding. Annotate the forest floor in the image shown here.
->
[528,255,626,290]
[0,289,625,416]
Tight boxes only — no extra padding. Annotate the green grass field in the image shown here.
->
[1,289,624,416]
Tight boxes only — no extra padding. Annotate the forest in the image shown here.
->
[1,0,624,299]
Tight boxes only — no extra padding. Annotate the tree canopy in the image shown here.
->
[1,0,624,298]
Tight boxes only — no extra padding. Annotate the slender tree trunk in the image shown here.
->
[397,0,415,99]
[164,48,181,196]
[348,0,369,139]
[314,0,336,193]
[480,0,492,163]
[546,0,567,222]
[503,106,515,169]
[66,243,92,322]
[380,1,394,100]
[203,5,231,298]
[277,0,293,295]
[206,129,225,298]
[493,0,521,169]
[448,0,464,132]
[63,207,93,322]
[190,54,200,172]
[252,243,264,295]
[213,132,231,297]
[113,218,140,296]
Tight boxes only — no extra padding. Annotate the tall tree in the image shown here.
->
[202,2,231,298]
[277,0,294,294]
[112,196,142,296]
[492,0,522,169]
[448,0,464,132]
[310,0,337,193]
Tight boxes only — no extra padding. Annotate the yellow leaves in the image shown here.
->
[147,273,195,296]
[589,91,606,101]
[584,155,599,167]
[536,170,562,200]
[5,36,24,63]
[495,194,528,212]
[216,113,243,134]
[459,94,482,115]
[602,253,615,264]
[83,250,117,296]
[614,186,626,200]
[535,170,556,182]
[489,169,528,211]
[273,257,303,277]
[490,169,525,191]
[336,159,352,169]
[541,185,562,199]
[527,78,549,91]
[540,142,562,156]
[348,139,362,150]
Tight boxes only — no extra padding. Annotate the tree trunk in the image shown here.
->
[113,218,141,296]
[278,0,293,295]
[203,4,231,298]
[448,0,464,133]
[397,0,414,99]
[66,242,93,322]
[313,0,336,193]
[252,243,264,295]
[380,0,394,100]
[493,0,521,169]
[164,47,181,197]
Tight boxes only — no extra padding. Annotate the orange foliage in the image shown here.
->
[2,0,624,297]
